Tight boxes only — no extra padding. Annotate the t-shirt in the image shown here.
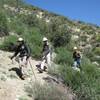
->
[14,43,30,57]
[73,51,81,61]
[42,43,50,56]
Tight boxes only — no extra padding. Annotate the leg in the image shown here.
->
[19,57,23,69]
[21,56,28,76]
[46,53,51,67]
[73,61,77,68]
[77,59,81,68]
[40,59,46,70]
[37,59,46,73]
[19,56,28,77]
[18,57,25,79]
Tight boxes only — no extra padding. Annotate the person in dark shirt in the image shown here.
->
[10,38,31,79]
[73,47,81,68]
[37,37,51,73]
[42,39,50,60]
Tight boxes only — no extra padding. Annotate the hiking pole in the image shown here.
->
[28,59,37,80]
[28,59,39,100]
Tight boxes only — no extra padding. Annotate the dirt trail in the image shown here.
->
[0,50,74,100]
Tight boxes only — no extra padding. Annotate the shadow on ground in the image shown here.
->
[43,76,60,84]
[9,67,24,80]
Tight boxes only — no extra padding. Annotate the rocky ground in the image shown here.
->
[0,50,74,100]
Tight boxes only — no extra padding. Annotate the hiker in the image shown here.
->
[73,47,81,69]
[10,38,31,79]
[37,37,51,73]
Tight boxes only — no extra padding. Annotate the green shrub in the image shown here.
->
[96,34,100,42]
[85,51,95,60]
[20,14,39,27]
[93,47,100,55]
[25,82,70,100]
[22,28,43,59]
[2,0,23,7]
[0,32,42,59]
[58,57,100,100]
[19,96,28,100]
[80,36,87,41]
[0,27,43,59]
[0,35,17,51]
[50,30,71,47]
[8,16,26,35]
[55,47,73,65]
[0,11,9,36]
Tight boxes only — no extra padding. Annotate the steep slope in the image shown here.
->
[0,50,74,100]
[1,0,100,65]
[0,0,100,100]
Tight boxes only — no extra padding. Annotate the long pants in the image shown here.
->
[41,52,51,70]
[73,59,81,68]
[19,56,28,75]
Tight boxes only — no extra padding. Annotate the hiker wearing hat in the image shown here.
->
[10,38,31,79]
[37,37,51,73]
[73,47,81,69]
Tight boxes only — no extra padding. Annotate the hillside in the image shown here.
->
[0,0,100,65]
[0,0,100,100]
[0,50,74,100]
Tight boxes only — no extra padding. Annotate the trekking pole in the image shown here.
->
[28,59,39,99]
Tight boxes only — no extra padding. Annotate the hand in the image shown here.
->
[9,56,14,64]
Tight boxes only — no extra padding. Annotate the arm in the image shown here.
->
[76,51,81,58]
[11,46,19,59]
[25,44,31,60]
[43,45,50,56]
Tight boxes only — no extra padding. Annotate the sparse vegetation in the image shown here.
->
[19,96,28,100]
[0,75,7,81]
[55,47,73,65]
[0,0,100,100]
[96,34,100,42]
[0,35,17,51]
[55,51,100,100]
[0,10,9,36]
[93,47,100,55]
[25,82,70,100]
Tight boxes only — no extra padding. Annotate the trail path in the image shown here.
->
[0,50,74,100]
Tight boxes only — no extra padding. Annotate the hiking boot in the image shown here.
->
[38,68,43,73]
[21,74,28,80]
[36,64,41,68]
[43,66,47,71]
[21,75,25,80]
